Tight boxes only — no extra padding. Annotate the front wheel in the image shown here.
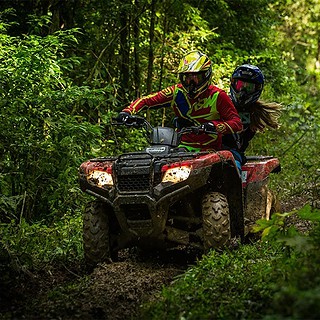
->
[83,201,117,268]
[202,192,231,251]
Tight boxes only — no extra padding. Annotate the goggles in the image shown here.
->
[233,79,257,93]
[181,72,206,85]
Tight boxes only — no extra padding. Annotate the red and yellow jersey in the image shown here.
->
[122,84,242,150]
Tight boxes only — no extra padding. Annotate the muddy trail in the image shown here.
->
[1,246,202,320]
[0,196,312,320]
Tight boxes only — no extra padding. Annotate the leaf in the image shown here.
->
[281,235,313,252]
[297,205,320,222]
[261,226,273,239]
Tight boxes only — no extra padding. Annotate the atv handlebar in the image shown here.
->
[112,115,216,135]
[178,125,216,135]
[112,115,148,128]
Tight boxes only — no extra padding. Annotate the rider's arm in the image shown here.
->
[212,90,243,135]
[122,85,176,114]
[240,127,256,153]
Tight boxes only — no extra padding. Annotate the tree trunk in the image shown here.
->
[49,0,78,33]
[316,36,320,72]
[159,12,168,126]
[146,0,156,95]
[133,0,141,99]
[146,0,156,121]
[119,0,131,103]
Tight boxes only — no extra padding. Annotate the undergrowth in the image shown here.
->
[0,210,83,271]
[141,205,320,320]
[1,203,320,320]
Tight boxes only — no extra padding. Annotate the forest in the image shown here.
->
[0,0,319,319]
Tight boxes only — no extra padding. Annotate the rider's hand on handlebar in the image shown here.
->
[114,112,146,128]
[115,111,132,124]
[200,122,216,134]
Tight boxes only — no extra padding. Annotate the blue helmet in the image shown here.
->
[230,64,264,109]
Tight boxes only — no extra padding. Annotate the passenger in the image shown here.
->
[116,51,243,152]
[222,64,282,173]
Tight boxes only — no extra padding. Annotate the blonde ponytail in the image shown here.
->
[249,100,282,132]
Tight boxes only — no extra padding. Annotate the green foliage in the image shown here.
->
[0,211,83,269]
[142,243,286,319]
[254,205,320,248]
[0,3,319,319]
[142,205,320,319]
[0,211,83,317]
[0,21,121,221]
[246,93,320,200]
[253,211,299,241]
[261,205,320,320]
[267,286,320,320]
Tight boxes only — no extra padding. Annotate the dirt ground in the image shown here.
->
[1,245,201,320]
[0,196,313,320]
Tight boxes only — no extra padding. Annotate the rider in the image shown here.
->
[222,64,282,171]
[116,50,243,152]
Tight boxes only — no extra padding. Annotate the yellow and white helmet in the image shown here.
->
[178,51,212,98]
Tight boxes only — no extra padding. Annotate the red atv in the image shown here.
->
[79,116,281,267]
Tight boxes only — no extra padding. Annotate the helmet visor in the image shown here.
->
[233,79,256,93]
[181,72,206,85]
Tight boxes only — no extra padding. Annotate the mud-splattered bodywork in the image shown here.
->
[242,156,281,229]
[79,149,245,251]
[79,120,281,259]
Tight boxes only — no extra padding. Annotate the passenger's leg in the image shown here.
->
[230,149,243,176]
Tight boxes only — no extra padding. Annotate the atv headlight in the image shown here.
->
[87,170,113,188]
[162,165,192,183]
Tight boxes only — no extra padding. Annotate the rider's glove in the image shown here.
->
[115,111,132,123]
[200,122,216,134]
